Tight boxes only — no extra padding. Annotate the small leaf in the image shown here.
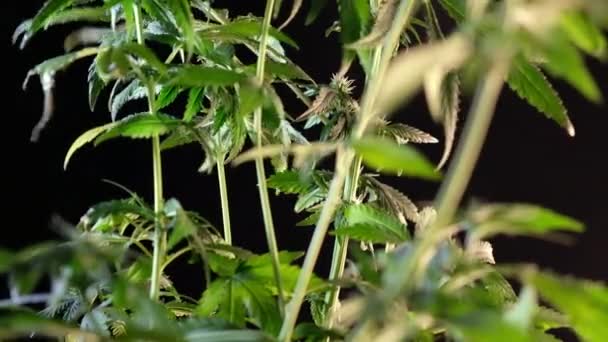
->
[295,188,325,213]
[110,80,148,120]
[167,65,245,87]
[334,223,404,243]
[155,85,184,110]
[507,56,574,136]
[184,87,204,121]
[470,203,584,240]
[297,211,321,227]
[88,62,105,112]
[343,203,409,242]
[528,272,608,342]
[267,171,312,194]
[95,112,181,144]
[278,0,303,29]
[352,136,441,180]
[305,0,328,25]
[120,42,168,75]
[200,19,298,48]
[238,81,265,117]
[64,122,117,169]
[424,70,460,169]
[379,123,439,144]
[437,0,466,22]
[29,0,74,36]
[560,11,607,59]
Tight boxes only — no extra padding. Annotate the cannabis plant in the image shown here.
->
[3,0,608,341]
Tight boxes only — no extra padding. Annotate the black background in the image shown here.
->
[2,1,607,303]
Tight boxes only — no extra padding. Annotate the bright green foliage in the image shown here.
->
[352,136,441,180]
[7,0,608,341]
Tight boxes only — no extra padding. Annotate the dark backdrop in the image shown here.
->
[3,1,607,300]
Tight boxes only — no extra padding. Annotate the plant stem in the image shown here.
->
[278,148,352,342]
[216,156,232,245]
[279,1,420,339]
[434,60,509,228]
[254,0,286,310]
[133,4,165,301]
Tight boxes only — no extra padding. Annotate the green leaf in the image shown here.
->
[343,203,409,241]
[338,0,371,45]
[540,36,602,102]
[95,112,181,144]
[84,198,155,223]
[437,0,466,22]
[29,0,74,35]
[507,56,574,136]
[164,199,200,251]
[88,62,105,112]
[529,272,608,342]
[167,65,245,87]
[352,136,441,180]
[296,211,321,227]
[200,19,298,48]
[267,170,312,194]
[471,203,584,240]
[305,0,328,25]
[167,0,199,54]
[334,223,404,243]
[560,11,607,59]
[24,48,100,86]
[293,323,344,342]
[294,187,325,213]
[111,80,147,120]
[184,87,204,121]
[238,81,265,117]
[45,6,111,26]
[155,85,184,110]
[120,42,168,75]
[64,122,117,169]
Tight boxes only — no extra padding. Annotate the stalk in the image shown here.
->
[434,60,510,227]
[133,4,165,301]
[254,0,286,309]
[323,44,380,328]
[279,1,420,339]
[216,156,232,245]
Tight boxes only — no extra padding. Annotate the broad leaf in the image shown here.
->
[342,203,409,242]
[470,203,584,240]
[64,122,117,169]
[560,11,607,59]
[95,112,181,144]
[267,170,312,194]
[529,272,608,342]
[352,136,441,180]
[507,56,574,136]
[540,36,602,102]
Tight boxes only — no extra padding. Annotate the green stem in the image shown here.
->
[254,0,286,310]
[434,60,509,228]
[133,4,165,301]
[278,149,352,342]
[279,1,421,339]
[216,156,232,245]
